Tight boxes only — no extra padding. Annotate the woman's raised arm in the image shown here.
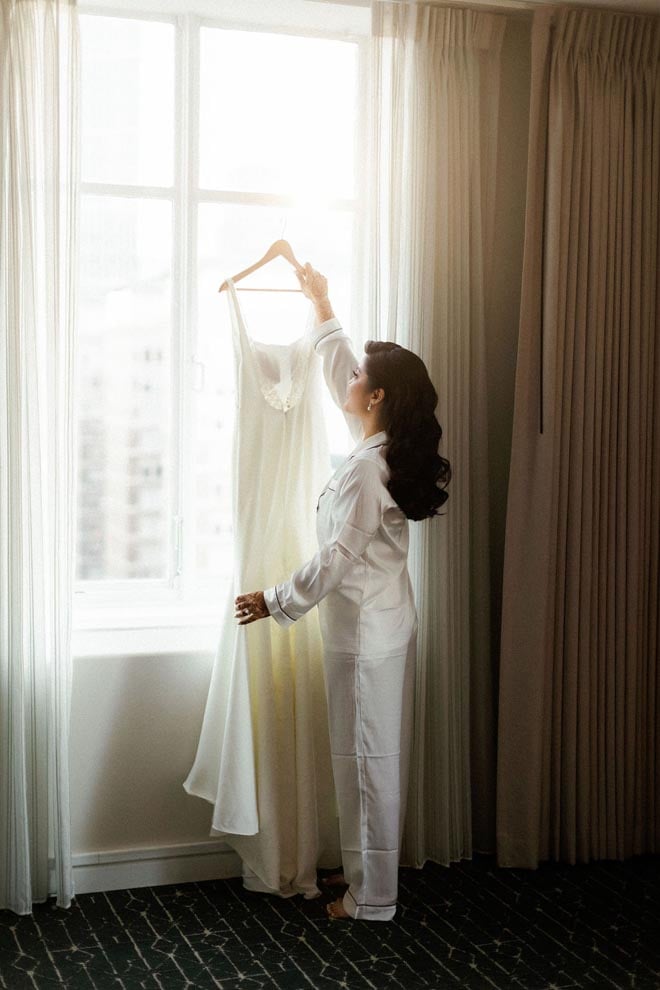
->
[296,264,362,442]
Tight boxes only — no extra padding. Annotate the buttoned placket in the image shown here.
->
[315,433,387,513]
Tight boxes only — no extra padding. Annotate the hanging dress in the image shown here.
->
[183,278,341,899]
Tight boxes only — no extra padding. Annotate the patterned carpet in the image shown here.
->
[1,854,659,989]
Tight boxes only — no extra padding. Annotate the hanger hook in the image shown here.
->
[279,213,287,239]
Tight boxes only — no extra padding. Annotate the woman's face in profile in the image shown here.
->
[343,358,372,415]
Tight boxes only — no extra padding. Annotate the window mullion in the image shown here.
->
[79,181,175,199]
[174,12,201,601]
[352,34,369,342]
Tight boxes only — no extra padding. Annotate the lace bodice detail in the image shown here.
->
[249,337,313,413]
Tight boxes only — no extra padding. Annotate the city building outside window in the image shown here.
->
[74,4,366,634]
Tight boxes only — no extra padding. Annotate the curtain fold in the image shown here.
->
[367,1,505,866]
[497,8,660,867]
[0,0,79,914]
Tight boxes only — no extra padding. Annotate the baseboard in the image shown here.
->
[62,840,243,895]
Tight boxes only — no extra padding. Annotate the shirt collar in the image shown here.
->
[350,430,388,457]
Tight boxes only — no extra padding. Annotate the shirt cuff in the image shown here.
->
[310,317,343,350]
[263,585,296,628]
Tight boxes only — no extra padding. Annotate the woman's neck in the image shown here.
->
[361,425,385,441]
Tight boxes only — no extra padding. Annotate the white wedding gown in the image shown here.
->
[183,279,341,898]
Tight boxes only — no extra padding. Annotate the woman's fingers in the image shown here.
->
[296,263,328,302]
[234,591,268,625]
[295,266,313,299]
[234,594,254,617]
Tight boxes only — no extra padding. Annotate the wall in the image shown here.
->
[69,648,242,892]
[68,11,533,893]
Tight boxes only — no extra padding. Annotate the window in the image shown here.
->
[74,2,367,632]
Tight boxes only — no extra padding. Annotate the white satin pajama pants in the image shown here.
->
[322,631,417,921]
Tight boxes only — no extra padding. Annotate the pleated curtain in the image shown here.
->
[367,1,506,866]
[0,0,79,913]
[497,8,660,867]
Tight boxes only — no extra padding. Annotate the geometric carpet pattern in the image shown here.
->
[1,853,659,989]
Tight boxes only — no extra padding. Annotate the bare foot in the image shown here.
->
[326,897,351,919]
[322,872,347,887]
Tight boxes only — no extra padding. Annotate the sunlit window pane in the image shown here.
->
[193,203,355,582]
[199,28,356,198]
[76,13,360,604]
[80,15,174,187]
[76,196,173,581]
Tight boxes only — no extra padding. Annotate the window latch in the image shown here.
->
[190,357,205,392]
[173,515,183,576]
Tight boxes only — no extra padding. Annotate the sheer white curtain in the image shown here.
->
[0,0,79,914]
[367,1,505,866]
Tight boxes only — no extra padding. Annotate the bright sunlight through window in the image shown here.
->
[75,11,361,615]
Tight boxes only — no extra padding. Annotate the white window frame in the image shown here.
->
[73,1,368,655]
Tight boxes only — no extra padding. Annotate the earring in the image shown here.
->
[367,401,372,412]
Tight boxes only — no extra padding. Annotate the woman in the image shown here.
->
[234,263,451,921]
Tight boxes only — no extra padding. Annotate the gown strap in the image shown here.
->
[223,277,253,364]
[222,276,315,412]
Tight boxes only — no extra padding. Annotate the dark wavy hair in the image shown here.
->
[364,340,451,521]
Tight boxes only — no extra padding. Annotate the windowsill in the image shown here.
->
[72,605,223,658]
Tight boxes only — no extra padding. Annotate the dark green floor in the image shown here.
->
[2,854,659,988]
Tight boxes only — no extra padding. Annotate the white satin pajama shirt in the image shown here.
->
[263,317,418,921]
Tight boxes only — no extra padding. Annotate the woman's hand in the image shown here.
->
[295,263,328,303]
[295,263,334,325]
[234,591,270,625]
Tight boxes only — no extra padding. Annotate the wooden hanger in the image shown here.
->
[218,239,305,293]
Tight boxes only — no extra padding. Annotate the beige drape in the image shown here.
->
[367,2,506,866]
[497,8,660,867]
